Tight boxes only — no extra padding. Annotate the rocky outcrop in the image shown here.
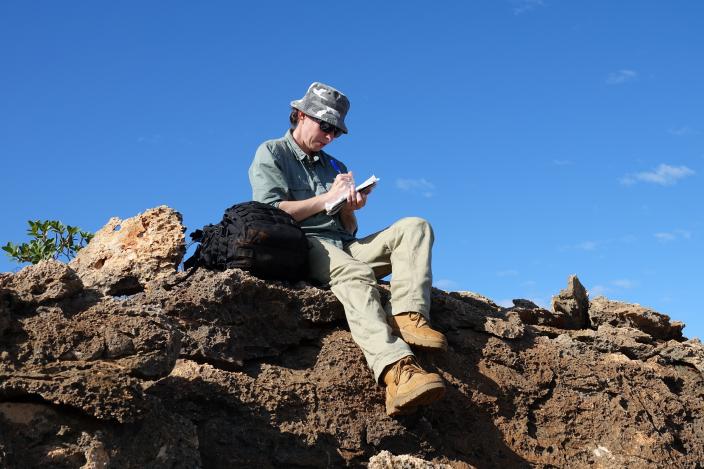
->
[1,207,702,468]
[69,206,185,296]
[0,259,83,304]
[589,295,685,341]
[550,274,589,329]
[368,450,454,468]
[657,338,704,373]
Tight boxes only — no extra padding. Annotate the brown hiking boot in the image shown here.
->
[383,356,445,416]
[389,312,448,350]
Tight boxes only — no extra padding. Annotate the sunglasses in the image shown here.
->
[310,116,344,138]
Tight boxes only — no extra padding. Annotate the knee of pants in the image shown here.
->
[393,217,434,239]
[330,260,376,285]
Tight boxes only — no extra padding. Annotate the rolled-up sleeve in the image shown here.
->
[249,143,289,208]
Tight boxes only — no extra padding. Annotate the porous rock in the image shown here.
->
[508,300,557,327]
[0,286,11,336]
[512,298,540,309]
[142,268,344,367]
[0,361,151,423]
[589,295,684,341]
[1,207,703,468]
[432,289,525,340]
[2,259,83,304]
[4,300,182,379]
[0,401,201,468]
[0,271,183,424]
[368,450,455,468]
[69,206,185,296]
[549,274,589,329]
[657,338,704,373]
[2,263,704,467]
[567,324,657,361]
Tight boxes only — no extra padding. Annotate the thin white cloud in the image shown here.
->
[496,269,519,277]
[654,232,676,242]
[606,69,638,85]
[612,279,638,289]
[559,240,600,252]
[620,164,695,186]
[434,279,458,291]
[137,134,162,144]
[589,285,609,297]
[511,0,545,15]
[654,230,692,243]
[562,235,638,252]
[396,178,435,197]
[576,241,598,251]
[668,126,700,136]
[521,280,537,287]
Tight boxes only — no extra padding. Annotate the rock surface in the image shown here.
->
[368,450,456,468]
[589,295,685,341]
[1,207,702,468]
[550,274,589,329]
[69,206,185,296]
[0,259,83,304]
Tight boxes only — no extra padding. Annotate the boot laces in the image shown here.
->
[393,356,424,385]
[407,312,428,328]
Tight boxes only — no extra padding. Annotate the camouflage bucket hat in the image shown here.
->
[290,82,350,134]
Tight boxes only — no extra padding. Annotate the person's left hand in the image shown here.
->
[346,188,368,211]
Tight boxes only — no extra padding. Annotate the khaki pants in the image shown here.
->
[307,217,434,383]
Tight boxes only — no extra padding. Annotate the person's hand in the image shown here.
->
[327,172,354,204]
[346,186,367,211]
[341,171,368,212]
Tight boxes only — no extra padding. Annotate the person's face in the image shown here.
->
[295,112,339,154]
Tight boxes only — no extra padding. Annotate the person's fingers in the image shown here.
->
[336,173,352,185]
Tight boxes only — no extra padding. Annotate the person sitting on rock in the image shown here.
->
[248,82,446,416]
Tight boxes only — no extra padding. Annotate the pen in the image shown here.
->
[329,157,343,174]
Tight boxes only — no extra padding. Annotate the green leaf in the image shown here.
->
[5,219,93,264]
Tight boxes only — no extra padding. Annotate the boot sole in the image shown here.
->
[387,379,445,416]
[392,328,448,351]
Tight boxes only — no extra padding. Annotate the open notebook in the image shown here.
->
[324,175,380,216]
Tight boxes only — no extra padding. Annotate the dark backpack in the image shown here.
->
[184,201,309,281]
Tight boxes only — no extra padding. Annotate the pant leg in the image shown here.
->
[346,217,434,318]
[307,237,413,383]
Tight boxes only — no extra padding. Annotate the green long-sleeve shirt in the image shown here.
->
[248,130,356,249]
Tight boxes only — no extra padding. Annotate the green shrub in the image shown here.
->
[2,220,94,265]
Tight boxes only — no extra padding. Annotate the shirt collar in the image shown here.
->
[285,129,321,163]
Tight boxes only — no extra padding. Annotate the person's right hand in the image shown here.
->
[327,172,355,203]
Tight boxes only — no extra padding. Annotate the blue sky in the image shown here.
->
[1,1,702,339]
